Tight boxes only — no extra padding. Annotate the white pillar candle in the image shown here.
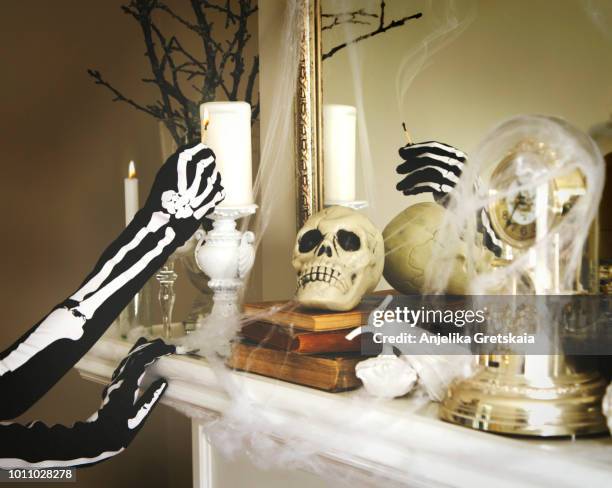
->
[200,101,253,207]
[323,104,357,203]
[124,160,139,226]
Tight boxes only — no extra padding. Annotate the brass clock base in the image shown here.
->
[439,356,608,437]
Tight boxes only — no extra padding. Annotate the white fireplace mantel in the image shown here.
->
[75,336,612,488]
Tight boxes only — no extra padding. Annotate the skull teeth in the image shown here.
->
[298,266,343,289]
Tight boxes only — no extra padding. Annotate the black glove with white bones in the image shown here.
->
[396,141,502,257]
[396,141,466,201]
[0,142,224,466]
[0,338,174,468]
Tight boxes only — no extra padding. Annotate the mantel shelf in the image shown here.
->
[75,336,612,488]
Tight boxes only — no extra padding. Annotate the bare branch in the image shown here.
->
[321,8,377,31]
[131,4,177,119]
[200,0,238,24]
[151,28,192,105]
[87,69,159,118]
[251,97,260,123]
[379,0,385,29]
[227,0,253,99]
[323,6,422,61]
[157,2,199,32]
[190,0,221,101]
[152,27,198,139]
[245,54,259,122]
[90,0,259,145]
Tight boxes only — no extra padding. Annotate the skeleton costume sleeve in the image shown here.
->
[396,141,502,257]
[0,142,224,466]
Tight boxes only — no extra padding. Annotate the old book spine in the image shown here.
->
[228,342,362,392]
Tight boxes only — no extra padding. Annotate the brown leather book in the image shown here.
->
[243,294,388,331]
[227,341,364,392]
[240,321,361,354]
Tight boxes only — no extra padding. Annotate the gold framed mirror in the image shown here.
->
[295,0,323,229]
[294,0,424,229]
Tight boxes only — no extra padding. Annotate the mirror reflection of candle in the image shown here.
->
[323,104,356,204]
[124,160,139,226]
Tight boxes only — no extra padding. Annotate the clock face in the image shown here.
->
[491,189,537,248]
[488,147,543,249]
[486,140,587,252]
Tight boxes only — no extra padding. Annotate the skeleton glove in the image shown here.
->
[396,141,466,202]
[0,338,174,468]
[0,142,224,420]
[395,141,502,257]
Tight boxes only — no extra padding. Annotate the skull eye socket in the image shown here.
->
[299,229,324,253]
[337,229,361,252]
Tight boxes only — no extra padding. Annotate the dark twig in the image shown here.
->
[201,0,239,23]
[322,1,423,61]
[245,55,258,101]
[87,69,159,119]
[321,8,377,31]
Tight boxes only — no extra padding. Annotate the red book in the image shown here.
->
[240,321,360,354]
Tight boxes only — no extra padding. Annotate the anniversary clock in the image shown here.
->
[439,116,607,437]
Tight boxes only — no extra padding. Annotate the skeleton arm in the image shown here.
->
[0,142,224,421]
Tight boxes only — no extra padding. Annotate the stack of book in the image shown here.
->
[227,299,379,392]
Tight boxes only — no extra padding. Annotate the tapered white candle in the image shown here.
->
[200,101,253,206]
[124,160,139,226]
[324,104,357,203]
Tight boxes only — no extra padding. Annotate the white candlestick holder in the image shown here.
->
[195,204,257,319]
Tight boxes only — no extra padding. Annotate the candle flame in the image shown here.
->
[202,108,210,131]
[128,160,137,179]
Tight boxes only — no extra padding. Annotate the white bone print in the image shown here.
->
[77,227,176,319]
[72,212,170,302]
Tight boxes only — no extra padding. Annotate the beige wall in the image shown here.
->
[320,0,612,246]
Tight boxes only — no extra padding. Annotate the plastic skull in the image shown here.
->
[292,206,384,311]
